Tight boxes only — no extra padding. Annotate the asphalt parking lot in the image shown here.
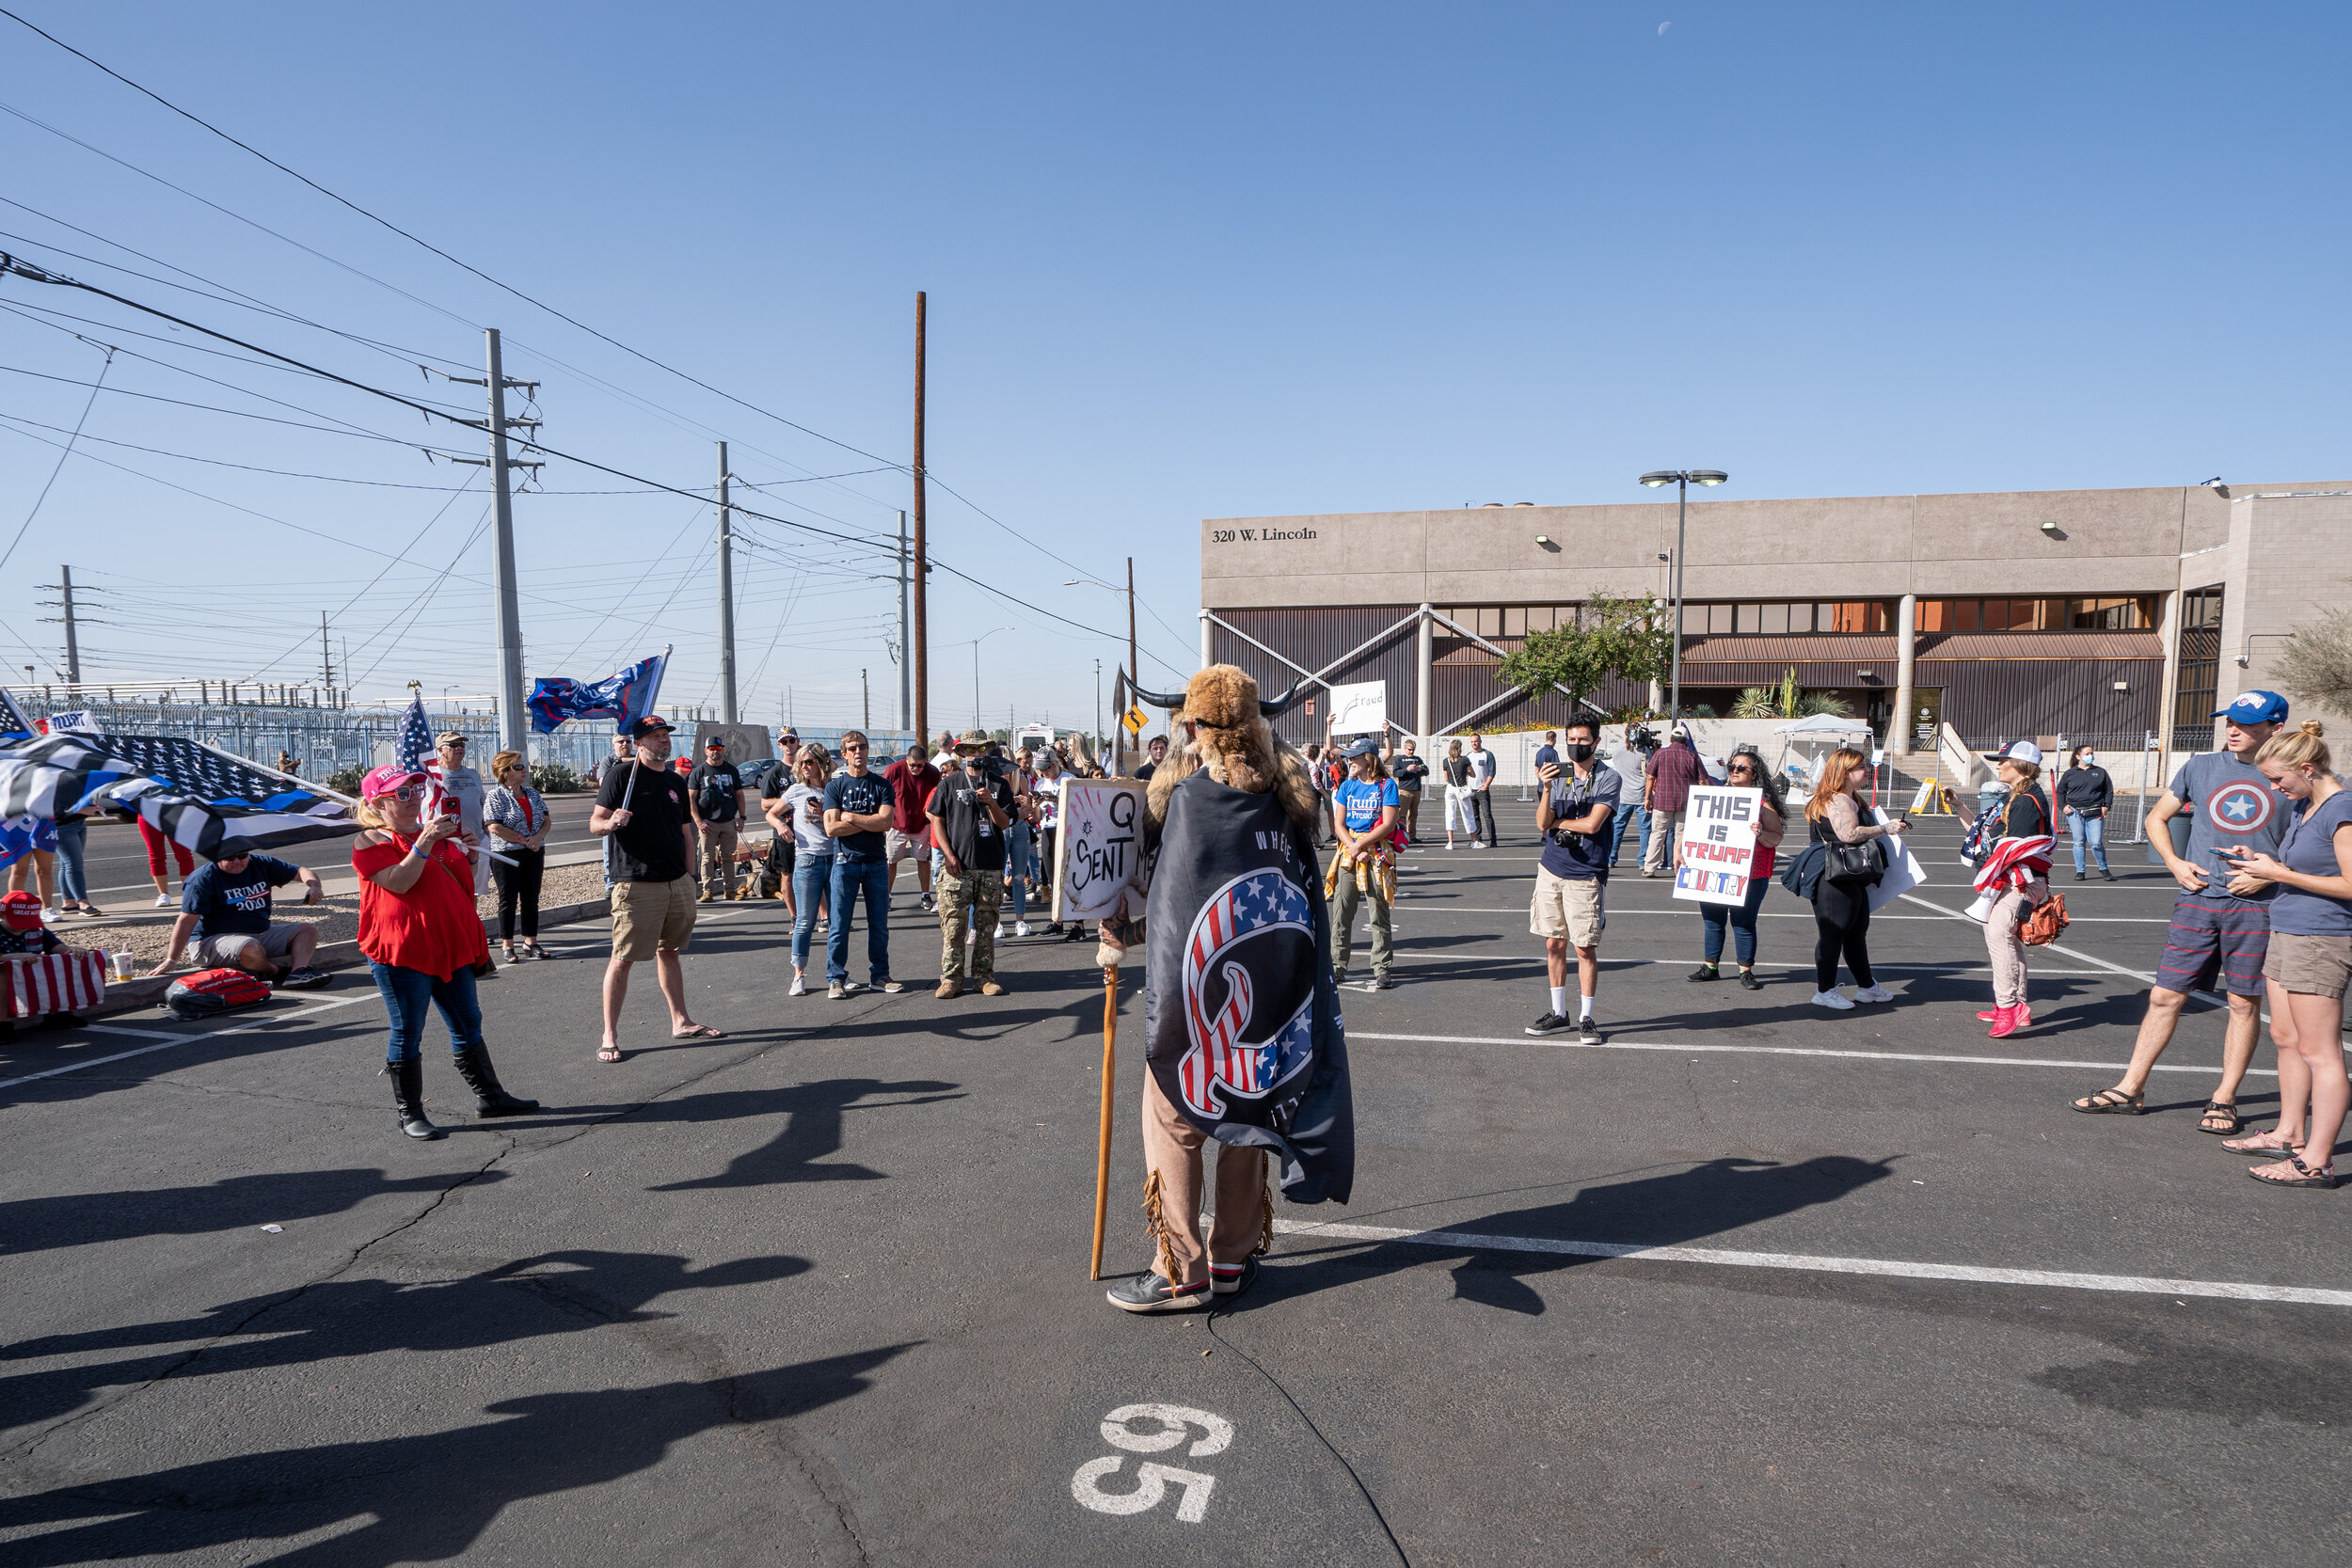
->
[4,799,2346,1566]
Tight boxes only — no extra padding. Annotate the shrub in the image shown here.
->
[326,763,366,797]
[530,762,581,795]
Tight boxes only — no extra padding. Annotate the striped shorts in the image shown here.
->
[2154,899,2270,997]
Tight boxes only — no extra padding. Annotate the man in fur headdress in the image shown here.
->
[1102,665,1355,1313]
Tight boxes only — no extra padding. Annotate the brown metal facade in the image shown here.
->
[1210,605,2164,741]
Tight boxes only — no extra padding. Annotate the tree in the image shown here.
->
[1494,592,1674,717]
[2273,606,2352,724]
[1730,687,1776,719]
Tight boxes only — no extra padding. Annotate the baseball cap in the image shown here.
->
[1985,740,2043,766]
[2,890,41,931]
[360,765,429,799]
[629,716,675,738]
[1342,737,1381,758]
[434,730,468,746]
[2214,689,2289,725]
[703,736,725,749]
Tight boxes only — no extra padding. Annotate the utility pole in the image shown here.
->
[912,292,929,753]
[36,565,94,685]
[861,667,870,733]
[717,442,739,723]
[897,510,912,732]
[1094,658,1102,750]
[447,330,539,753]
[1124,555,1138,772]
[318,611,335,697]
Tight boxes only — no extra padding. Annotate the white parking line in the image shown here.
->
[1270,1218,2352,1307]
[1347,1029,2283,1077]
[0,994,380,1090]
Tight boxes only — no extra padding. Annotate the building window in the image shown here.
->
[1677,601,1894,635]
[1916,595,2156,633]
[2173,584,2224,741]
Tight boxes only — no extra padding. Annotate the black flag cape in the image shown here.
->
[1143,770,1354,1204]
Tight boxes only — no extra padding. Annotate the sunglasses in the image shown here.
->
[382,784,427,801]
[841,743,867,752]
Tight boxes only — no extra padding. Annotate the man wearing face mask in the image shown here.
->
[1527,717,1618,1043]
[2058,745,2115,881]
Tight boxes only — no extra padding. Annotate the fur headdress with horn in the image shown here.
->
[1130,665,1320,830]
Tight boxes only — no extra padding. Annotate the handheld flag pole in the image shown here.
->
[1092,959,1118,1279]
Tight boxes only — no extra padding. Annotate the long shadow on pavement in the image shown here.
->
[0,1166,509,1258]
[2,1248,810,1434]
[1252,1154,1892,1316]
[0,1345,912,1566]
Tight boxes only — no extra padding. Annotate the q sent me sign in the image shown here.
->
[1053,780,1146,924]
[1672,784,1763,908]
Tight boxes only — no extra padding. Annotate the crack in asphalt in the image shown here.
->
[1205,1304,1413,1567]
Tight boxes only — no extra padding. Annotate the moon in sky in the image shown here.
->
[1659,21,1672,34]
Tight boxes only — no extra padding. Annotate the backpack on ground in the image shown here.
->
[165,967,273,1020]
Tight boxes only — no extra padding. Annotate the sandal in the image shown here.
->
[2197,1101,2245,1136]
[518,942,548,960]
[2071,1086,2145,1116]
[500,943,517,963]
[2222,1128,2302,1156]
[2249,1156,2340,1190]
[597,1045,623,1063]
[670,1023,725,1039]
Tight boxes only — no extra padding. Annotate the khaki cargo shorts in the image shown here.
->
[1530,864,1605,948]
[2263,930,2352,1000]
[612,874,699,961]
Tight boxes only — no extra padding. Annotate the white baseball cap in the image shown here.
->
[1986,740,2043,766]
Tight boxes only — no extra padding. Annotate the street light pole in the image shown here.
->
[1638,469,1728,721]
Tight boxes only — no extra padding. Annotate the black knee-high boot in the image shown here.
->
[453,1044,538,1116]
[390,1058,443,1140]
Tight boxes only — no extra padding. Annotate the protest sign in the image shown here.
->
[1052,778,1147,924]
[36,710,102,736]
[1327,680,1386,736]
[1672,784,1763,907]
[1867,806,1925,911]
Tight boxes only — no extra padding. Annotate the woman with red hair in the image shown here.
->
[1802,747,1906,1009]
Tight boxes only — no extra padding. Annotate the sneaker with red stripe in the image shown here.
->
[1105,1271,1211,1314]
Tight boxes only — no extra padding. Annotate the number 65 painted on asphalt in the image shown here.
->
[1070,1404,1234,1523]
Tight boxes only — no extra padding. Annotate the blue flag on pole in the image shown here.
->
[527,648,670,735]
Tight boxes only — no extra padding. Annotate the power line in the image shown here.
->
[0,341,108,578]
[0,8,902,470]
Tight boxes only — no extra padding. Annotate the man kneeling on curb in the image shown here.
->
[149,847,328,987]
[930,729,1014,999]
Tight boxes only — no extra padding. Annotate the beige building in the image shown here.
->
[1198,481,2351,755]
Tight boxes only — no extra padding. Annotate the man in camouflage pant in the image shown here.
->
[928,731,1015,999]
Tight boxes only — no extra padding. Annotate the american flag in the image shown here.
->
[2,951,106,1019]
[0,731,358,863]
[395,693,455,826]
[1178,868,1317,1117]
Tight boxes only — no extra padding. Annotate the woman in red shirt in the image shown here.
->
[353,765,537,1140]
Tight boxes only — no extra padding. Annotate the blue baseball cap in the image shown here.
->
[1342,737,1382,758]
[2213,689,2289,725]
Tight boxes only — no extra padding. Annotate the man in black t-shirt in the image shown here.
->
[687,737,747,902]
[928,729,1016,998]
[591,715,719,1058]
[821,729,901,997]
[1134,735,1169,782]
[1388,736,1431,844]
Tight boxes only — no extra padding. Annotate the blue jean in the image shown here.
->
[827,857,892,983]
[370,960,485,1065]
[2067,811,2108,874]
[791,854,834,971]
[1007,826,1034,919]
[55,817,88,901]
[1610,804,1642,866]
[1700,868,1772,966]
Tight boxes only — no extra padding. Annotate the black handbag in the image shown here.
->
[1823,836,1885,885]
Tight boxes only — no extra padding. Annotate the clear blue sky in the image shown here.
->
[0,2,2344,733]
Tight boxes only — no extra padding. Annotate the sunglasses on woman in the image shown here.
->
[388,785,426,801]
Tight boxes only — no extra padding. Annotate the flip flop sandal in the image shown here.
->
[671,1024,725,1039]
[2198,1101,2246,1136]
[2071,1087,2145,1116]
[2248,1157,2340,1190]
[597,1045,624,1063]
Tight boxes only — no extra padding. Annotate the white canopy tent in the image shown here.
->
[1772,713,1876,787]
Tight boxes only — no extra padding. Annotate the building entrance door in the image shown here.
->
[1908,688,1944,752]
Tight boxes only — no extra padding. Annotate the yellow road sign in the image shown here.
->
[1120,706,1148,735]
